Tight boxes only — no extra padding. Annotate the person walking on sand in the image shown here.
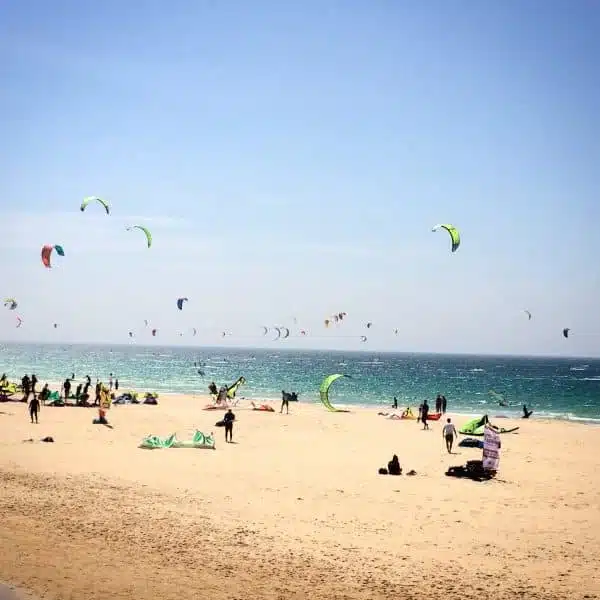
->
[421,400,430,430]
[223,408,235,443]
[442,418,457,453]
[28,394,40,424]
[280,390,289,414]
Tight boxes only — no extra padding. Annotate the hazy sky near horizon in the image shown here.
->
[1,0,599,356]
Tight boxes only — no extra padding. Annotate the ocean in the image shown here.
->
[1,342,599,422]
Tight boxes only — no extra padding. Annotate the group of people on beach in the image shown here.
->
[0,371,123,424]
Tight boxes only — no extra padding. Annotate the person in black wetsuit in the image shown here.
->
[280,390,289,414]
[522,404,533,419]
[208,382,218,397]
[223,408,235,443]
[29,394,40,423]
[31,374,38,397]
[392,396,398,409]
[387,454,402,475]
[421,400,430,430]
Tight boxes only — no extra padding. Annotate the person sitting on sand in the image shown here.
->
[522,404,533,419]
[387,455,402,475]
[442,418,458,453]
[223,408,235,443]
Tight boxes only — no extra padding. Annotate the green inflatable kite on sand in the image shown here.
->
[459,416,519,437]
[139,430,215,449]
[319,374,351,413]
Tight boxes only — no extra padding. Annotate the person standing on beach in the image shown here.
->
[421,400,430,430]
[435,394,442,413]
[39,383,49,405]
[392,396,398,409]
[21,374,30,402]
[109,373,113,391]
[62,377,71,401]
[95,381,102,406]
[442,395,448,413]
[28,394,40,424]
[442,418,457,453]
[223,408,235,443]
[115,378,119,391]
[31,374,38,397]
[280,390,289,414]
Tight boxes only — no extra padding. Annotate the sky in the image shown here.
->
[1,0,599,355]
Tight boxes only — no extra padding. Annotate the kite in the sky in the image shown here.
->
[126,225,152,248]
[15,315,23,328]
[80,196,110,214]
[176,297,188,310]
[432,224,460,252]
[152,329,158,337]
[41,244,64,268]
[4,298,17,310]
[563,328,570,338]
[360,336,367,342]
[524,310,532,320]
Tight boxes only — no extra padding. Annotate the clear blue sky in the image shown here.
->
[1,0,599,355]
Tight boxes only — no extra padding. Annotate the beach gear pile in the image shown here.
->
[447,424,502,481]
[114,391,159,405]
[139,430,216,450]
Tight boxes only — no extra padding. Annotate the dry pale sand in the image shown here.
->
[1,395,599,600]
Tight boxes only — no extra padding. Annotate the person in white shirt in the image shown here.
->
[442,418,458,453]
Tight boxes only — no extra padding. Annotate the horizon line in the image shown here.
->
[0,339,597,361]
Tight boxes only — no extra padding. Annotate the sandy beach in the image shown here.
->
[1,394,599,599]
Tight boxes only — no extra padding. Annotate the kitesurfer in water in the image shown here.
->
[522,404,533,419]
[223,408,235,442]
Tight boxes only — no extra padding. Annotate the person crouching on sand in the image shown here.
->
[223,408,235,443]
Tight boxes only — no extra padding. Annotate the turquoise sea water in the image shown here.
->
[1,343,599,422]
